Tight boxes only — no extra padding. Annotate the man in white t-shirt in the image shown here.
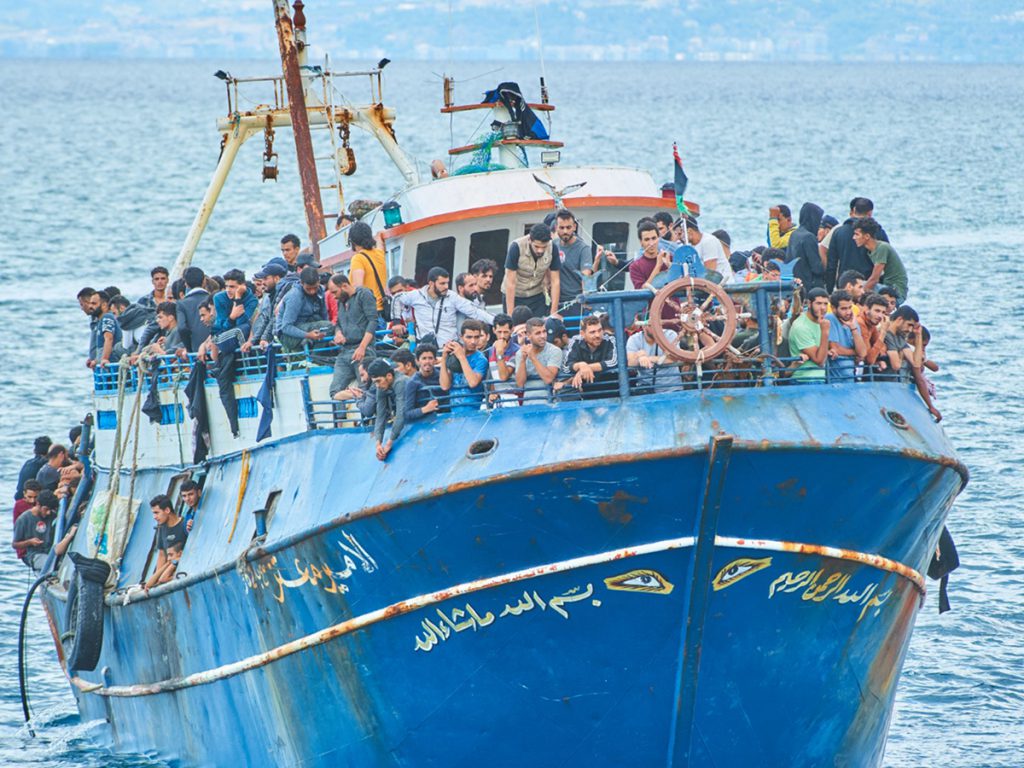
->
[684,217,734,284]
[626,324,683,393]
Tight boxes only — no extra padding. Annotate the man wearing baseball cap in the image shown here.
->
[243,260,289,354]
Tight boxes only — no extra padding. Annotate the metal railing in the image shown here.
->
[94,281,913,437]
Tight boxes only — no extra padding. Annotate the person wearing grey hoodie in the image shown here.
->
[786,202,825,290]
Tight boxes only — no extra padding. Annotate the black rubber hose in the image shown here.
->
[18,571,50,730]
[19,416,94,730]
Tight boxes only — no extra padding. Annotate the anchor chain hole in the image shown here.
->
[467,439,498,459]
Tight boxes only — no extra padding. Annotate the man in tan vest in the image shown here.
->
[504,222,561,319]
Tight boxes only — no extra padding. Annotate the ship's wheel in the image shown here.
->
[648,277,737,362]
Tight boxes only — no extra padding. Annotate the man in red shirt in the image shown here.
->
[12,480,41,559]
[629,221,672,290]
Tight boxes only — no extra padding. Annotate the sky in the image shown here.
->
[2,1,1024,62]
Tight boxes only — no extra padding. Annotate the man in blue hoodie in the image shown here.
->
[786,202,826,290]
[213,269,259,337]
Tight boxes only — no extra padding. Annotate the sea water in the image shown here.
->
[0,59,1021,767]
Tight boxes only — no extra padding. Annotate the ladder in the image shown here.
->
[312,59,348,226]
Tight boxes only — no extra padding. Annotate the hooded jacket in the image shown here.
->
[116,303,155,354]
[786,202,825,290]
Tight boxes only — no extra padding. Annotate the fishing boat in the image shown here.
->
[23,2,966,766]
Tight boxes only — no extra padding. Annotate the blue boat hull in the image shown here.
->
[41,383,965,767]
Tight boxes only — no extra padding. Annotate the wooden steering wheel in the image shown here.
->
[648,277,737,363]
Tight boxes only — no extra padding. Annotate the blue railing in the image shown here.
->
[94,281,913,437]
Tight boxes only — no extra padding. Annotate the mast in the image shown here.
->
[274,0,326,256]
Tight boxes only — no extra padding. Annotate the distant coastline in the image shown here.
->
[3,1,1023,64]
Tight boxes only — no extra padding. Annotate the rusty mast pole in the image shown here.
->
[274,0,326,257]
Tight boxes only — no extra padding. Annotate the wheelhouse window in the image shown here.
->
[414,236,456,286]
[469,228,509,305]
[591,221,630,291]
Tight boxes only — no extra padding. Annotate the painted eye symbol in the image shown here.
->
[604,569,674,595]
[712,557,772,591]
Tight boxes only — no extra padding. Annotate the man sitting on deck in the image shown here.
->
[275,267,329,354]
[146,494,187,589]
[788,288,831,383]
[213,269,258,337]
[12,490,76,572]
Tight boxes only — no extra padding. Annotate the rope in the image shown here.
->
[172,364,187,466]
[91,363,130,559]
[226,450,252,544]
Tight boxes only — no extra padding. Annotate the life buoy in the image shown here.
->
[64,553,110,672]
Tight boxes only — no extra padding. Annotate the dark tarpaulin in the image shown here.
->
[142,368,162,424]
[212,328,246,437]
[184,359,210,464]
[927,526,960,614]
[482,82,549,141]
[256,346,277,442]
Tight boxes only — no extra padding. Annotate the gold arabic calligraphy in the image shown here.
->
[241,531,378,603]
[768,569,893,621]
[414,584,598,653]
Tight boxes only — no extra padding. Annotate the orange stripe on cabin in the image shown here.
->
[319,195,699,270]
[383,196,678,239]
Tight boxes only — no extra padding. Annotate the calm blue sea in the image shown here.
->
[1,58,1022,766]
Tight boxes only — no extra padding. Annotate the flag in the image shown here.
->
[673,143,688,215]
[256,346,277,442]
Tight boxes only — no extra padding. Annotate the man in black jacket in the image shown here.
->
[176,266,212,353]
[786,202,826,290]
[825,197,889,291]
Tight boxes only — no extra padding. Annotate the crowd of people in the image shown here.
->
[12,431,86,571]
[11,193,938,572]
[10,422,203,585]
[68,195,931,464]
